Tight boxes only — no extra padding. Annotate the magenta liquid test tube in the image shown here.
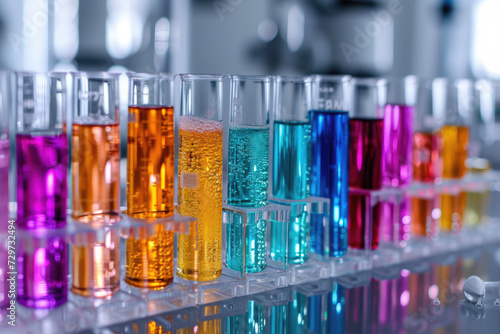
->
[15,72,68,308]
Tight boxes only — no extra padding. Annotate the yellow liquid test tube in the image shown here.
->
[177,116,223,281]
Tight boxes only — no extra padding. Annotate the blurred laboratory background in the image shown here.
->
[0,0,499,163]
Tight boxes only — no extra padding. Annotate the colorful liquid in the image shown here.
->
[327,283,346,333]
[441,125,469,179]
[72,230,120,298]
[272,121,310,264]
[348,118,384,250]
[413,131,441,182]
[411,197,439,238]
[228,126,269,206]
[17,237,67,308]
[379,198,411,246]
[465,190,490,227]
[72,117,121,222]
[383,104,414,187]
[126,225,174,289]
[288,290,308,334]
[126,106,175,289]
[226,126,269,273]
[310,110,349,257]
[127,106,175,217]
[178,305,221,333]
[16,133,68,229]
[440,192,466,232]
[177,116,223,281]
[225,212,267,274]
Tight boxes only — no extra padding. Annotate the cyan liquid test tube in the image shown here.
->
[15,72,69,308]
[271,76,311,264]
[226,75,271,273]
[310,75,351,257]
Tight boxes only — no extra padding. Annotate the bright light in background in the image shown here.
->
[54,0,79,61]
[155,17,170,56]
[287,5,304,52]
[258,19,278,42]
[106,0,149,59]
[472,0,500,78]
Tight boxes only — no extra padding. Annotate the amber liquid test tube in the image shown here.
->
[125,73,176,289]
[71,72,122,298]
[177,75,224,281]
[440,116,470,232]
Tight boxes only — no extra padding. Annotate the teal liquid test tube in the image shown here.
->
[271,76,312,264]
[225,75,271,273]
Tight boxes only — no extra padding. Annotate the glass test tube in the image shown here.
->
[439,79,471,233]
[15,72,68,308]
[348,78,387,250]
[271,76,311,264]
[0,71,9,309]
[177,74,224,281]
[125,73,176,289]
[411,79,443,238]
[309,75,351,257]
[71,72,121,297]
[225,75,271,273]
[379,77,417,245]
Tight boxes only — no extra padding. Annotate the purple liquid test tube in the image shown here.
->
[15,72,68,308]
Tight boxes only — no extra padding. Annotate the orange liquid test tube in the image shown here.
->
[125,74,176,289]
[71,72,122,298]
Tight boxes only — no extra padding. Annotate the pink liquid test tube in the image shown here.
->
[348,78,387,250]
[379,77,417,245]
[15,72,68,308]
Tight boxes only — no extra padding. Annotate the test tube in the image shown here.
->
[411,79,443,238]
[271,76,311,264]
[125,73,176,289]
[225,75,271,273]
[0,71,9,309]
[379,77,417,245]
[177,74,224,281]
[70,72,121,297]
[441,79,471,179]
[71,72,121,222]
[309,75,351,257]
[348,78,387,250]
[438,79,471,233]
[15,72,68,308]
[383,76,417,187]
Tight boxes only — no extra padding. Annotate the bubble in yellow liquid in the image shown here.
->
[177,116,223,281]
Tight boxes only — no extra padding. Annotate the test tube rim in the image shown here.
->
[311,74,352,83]
[179,73,225,82]
[70,71,123,80]
[228,74,272,83]
[126,71,176,81]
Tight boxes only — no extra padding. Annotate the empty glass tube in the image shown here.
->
[309,75,351,257]
[225,75,271,273]
[15,72,68,308]
[177,74,224,281]
[125,72,176,289]
[71,72,121,298]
